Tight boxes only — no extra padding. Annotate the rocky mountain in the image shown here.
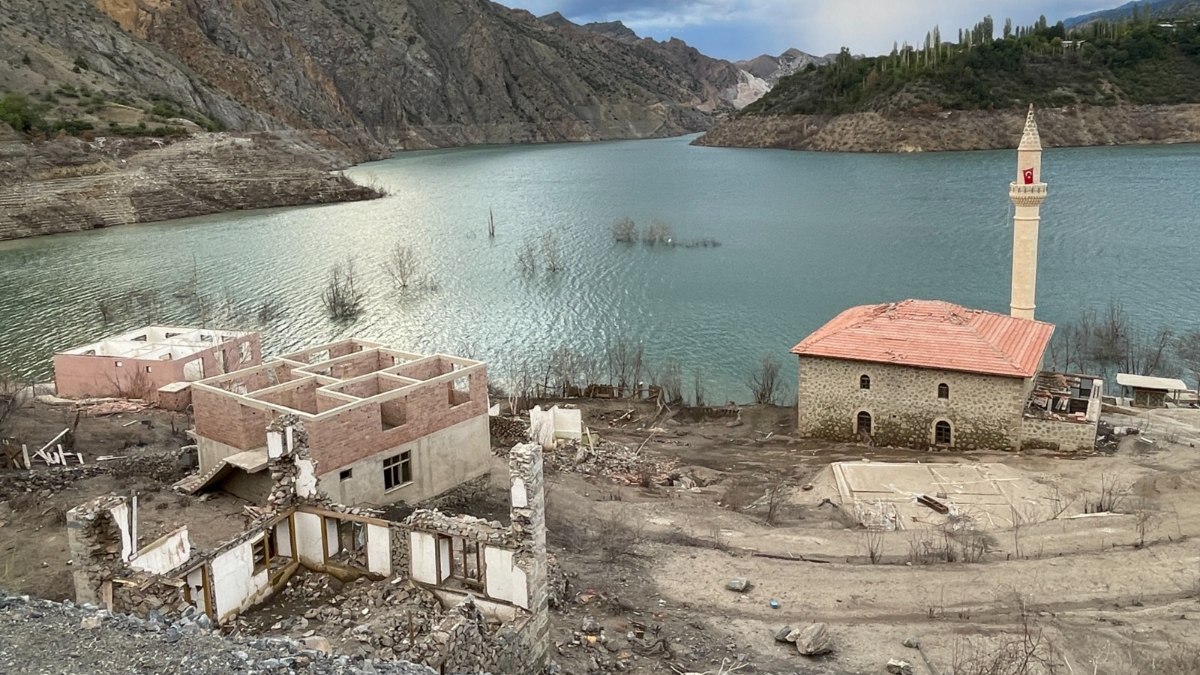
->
[2,0,760,150]
[0,0,772,238]
[736,48,832,84]
[1064,0,1200,28]
[533,12,764,112]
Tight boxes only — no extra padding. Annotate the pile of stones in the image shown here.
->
[0,590,436,674]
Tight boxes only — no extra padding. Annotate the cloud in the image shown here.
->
[510,1,1122,59]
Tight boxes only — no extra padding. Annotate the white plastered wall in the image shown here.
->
[210,539,270,622]
[294,511,325,566]
[483,546,529,609]
[129,527,191,574]
[410,531,439,584]
[366,524,391,577]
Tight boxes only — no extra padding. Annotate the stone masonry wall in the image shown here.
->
[66,495,128,606]
[1019,416,1098,452]
[508,443,550,672]
[797,357,1027,451]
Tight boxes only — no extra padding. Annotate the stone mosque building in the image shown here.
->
[791,106,1102,452]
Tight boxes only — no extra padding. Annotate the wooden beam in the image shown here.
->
[297,505,392,527]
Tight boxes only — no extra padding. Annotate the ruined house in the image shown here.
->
[66,418,549,674]
[791,107,1102,453]
[185,339,490,506]
[53,326,260,407]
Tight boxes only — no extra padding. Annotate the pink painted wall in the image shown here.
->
[54,334,262,401]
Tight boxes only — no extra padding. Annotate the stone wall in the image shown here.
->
[507,443,550,672]
[66,495,129,605]
[1019,416,1098,452]
[112,574,188,616]
[797,356,1027,451]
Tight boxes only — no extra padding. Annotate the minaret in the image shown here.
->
[1009,104,1048,320]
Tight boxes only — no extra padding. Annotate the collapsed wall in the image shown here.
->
[64,416,552,674]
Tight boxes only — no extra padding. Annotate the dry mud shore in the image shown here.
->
[0,131,382,241]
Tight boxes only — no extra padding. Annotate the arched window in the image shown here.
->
[935,420,952,446]
[859,374,871,390]
[937,383,949,399]
[856,411,873,436]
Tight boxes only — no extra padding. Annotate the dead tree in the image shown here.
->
[746,354,784,405]
[322,257,364,319]
[380,242,420,289]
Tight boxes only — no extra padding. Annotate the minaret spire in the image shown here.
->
[1009,104,1048,320]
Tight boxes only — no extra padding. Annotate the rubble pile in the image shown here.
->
[546,440,678,486]
[0,590,436,674]
[263,573,494,666]
[489,416,529,449]
[406,510,514,547]
[0,465,109,501]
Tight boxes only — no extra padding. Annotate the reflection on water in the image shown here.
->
[2,136,1199,401]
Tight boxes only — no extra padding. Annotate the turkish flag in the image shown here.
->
[1023,168,1035,185]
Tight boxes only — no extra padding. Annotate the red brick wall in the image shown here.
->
[54,354,187,401]
[193,365,488,464]
[157,385,192,412]
[307,367,489,473]
[392,357,451,381]
[192,388,271,449]
[255,380,320,414]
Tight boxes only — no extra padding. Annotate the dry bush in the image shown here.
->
[692,367,706,407]
[908,515,997,565]
[516,237,539,275]
[1122,643,1200,674]
[545,487,642,562]
[1086,472,1132,513]
[949,599,1060,675]
[541,232,563,273]
[381,242,420,289]
[861,528,884,564]
[322,257,364,319]
[720,477,757,512]
[764,479,792,526]
[646,527,731,552]
[656,358,684,404]
[597,504,643,563]
[641,219,674,246]
[611,216,637,243]
[1131,495,1162,547]
[746,354,784,405]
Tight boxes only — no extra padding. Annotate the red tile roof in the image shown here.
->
[791,299,1054,378]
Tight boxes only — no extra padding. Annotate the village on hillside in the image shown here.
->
[3,108,1200,675]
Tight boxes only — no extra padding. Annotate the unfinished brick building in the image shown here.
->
[53,326,260,404]
[187,339,490,506]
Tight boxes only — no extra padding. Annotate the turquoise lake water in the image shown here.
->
[1,135,1198,401]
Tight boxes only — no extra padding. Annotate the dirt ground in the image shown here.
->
[5,397,1200,674]
[528,400,1200,674]
[0,401,257,600]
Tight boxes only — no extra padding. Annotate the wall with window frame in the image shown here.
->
[797,356,1028,451]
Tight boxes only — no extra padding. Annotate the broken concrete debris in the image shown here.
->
[887,658,915,675]
[60,412,551,675]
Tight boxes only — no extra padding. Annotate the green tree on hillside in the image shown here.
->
[0,93,46,134]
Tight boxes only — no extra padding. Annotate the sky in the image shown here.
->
[505,0,1131,60]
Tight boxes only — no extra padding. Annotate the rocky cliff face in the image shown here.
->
[735,48,832,85]
[74,0,744,148]
[0,0,764,238]
[694,105,1200,153]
